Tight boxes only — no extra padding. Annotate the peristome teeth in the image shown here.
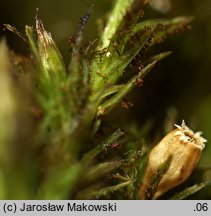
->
[174,131,182,136]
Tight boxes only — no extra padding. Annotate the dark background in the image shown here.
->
[1,0,211,166]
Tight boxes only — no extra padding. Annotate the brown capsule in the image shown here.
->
[140,120,206,199]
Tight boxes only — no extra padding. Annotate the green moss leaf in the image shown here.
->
[170,183,207,200]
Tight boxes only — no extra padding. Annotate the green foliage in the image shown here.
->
[142,157,171,200]
[0,0,204,199]
[170,183,206,200]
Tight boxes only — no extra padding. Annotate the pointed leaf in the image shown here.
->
[170,183,207,200]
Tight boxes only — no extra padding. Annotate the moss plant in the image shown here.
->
[0,0,207,199]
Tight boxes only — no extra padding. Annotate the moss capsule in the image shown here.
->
[140,120,206,199]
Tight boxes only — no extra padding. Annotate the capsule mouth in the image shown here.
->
[174,120,206,149]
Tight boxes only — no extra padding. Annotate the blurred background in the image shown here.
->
[0,0,211,195]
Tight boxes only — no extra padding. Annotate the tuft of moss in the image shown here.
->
[1,0,203,200]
